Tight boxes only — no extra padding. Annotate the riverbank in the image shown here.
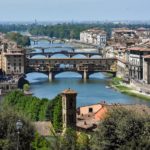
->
[109,77,150,101]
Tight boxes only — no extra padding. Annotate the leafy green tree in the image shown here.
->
[53,96,62,132]
[90,107,150,150]
[23,83,30,91]
[0,107,35,150]
[31,132,51,150]
[77,133,90,150]
[3,91,62,123]
[6,32,30,47]
[61,128,77,150]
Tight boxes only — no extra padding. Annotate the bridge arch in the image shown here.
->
[88,71,116,78]
[55,71,82,78]
[31,54,47,59]
[72,54,87,58]
[25,72,49,82]
[90,55,102,58]
[50,53,69,58]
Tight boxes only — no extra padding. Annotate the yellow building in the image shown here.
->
[0,37,25,75]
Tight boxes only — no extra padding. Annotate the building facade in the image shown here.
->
[80,29,107,48]
[0,38,25,75]
[143,55,150,84]
[61,89,77,129]
[126,47,150,81]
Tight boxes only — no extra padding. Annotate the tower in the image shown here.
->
[61,89,77,129]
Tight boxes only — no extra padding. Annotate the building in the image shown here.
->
[112,28,137,39]
[126,47,150,80]
[143,55,150,84]
[76,103,150,132]
[80,28,107,48]
[0,36,25,75]
[76,103,107,131]
[61,89,77,130]
[111,28,140,47]
[136,27,150,40]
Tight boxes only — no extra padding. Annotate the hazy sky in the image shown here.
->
[0,0,149,22]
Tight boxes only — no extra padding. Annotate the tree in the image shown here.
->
[77,133,90,150]
[23,83,30,91]
[60,128,77,150]
[31,132,51,150]
[0,107,35,150]
[6,32,30,47]
[53,96,62,132]
[90,107,150,150]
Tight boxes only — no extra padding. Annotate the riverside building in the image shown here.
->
[80,28,107,48]
[0,37,25,75]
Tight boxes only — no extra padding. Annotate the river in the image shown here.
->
[26,40,150,107]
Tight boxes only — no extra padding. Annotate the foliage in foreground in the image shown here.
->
[1,102,150,150]
[0,108,35,150]
[3,90,62,131]
[48,128,90,150]
[90,107,150,150]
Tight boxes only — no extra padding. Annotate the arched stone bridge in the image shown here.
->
[26,58,117,80]
[30,36,66,44]
[26,51,102,58]
[26,46,75,52]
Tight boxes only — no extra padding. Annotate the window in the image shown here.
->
[89,108,93,113]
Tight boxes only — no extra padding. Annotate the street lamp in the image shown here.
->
[16,120,23,150]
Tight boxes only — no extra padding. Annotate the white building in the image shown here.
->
[80,29,107,48]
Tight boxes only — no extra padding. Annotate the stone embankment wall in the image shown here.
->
[130,79,150,94]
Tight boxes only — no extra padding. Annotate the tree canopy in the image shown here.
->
[90,107,150,150]
[6,32,30,47]
[0,108,35,150]
[3,90,62,129]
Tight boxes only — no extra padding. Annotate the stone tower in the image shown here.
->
[61,88,77,129]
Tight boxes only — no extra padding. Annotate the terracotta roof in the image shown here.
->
[128,47,150,52]
[136,27,148,31]
[76,104,150,131]
[94,105,107,121]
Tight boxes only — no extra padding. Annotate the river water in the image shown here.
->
[26,40,150,107]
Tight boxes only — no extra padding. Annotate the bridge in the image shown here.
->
[26,46,75,53]
[26,58,117,81]
[26,51,102,58]
[30,36,66,44]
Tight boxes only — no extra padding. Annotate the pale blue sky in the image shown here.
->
[0,0,149,22]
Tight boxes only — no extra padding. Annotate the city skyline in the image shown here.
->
[0,0,150,22]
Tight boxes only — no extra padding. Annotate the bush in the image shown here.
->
[0,108,35,150]
[23,83,30,91]
[90,107,150,150]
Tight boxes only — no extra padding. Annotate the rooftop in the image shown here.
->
[82,28,106,35]
[76,103,150,131]
[33,121,54,136]
[127,47,150,52]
